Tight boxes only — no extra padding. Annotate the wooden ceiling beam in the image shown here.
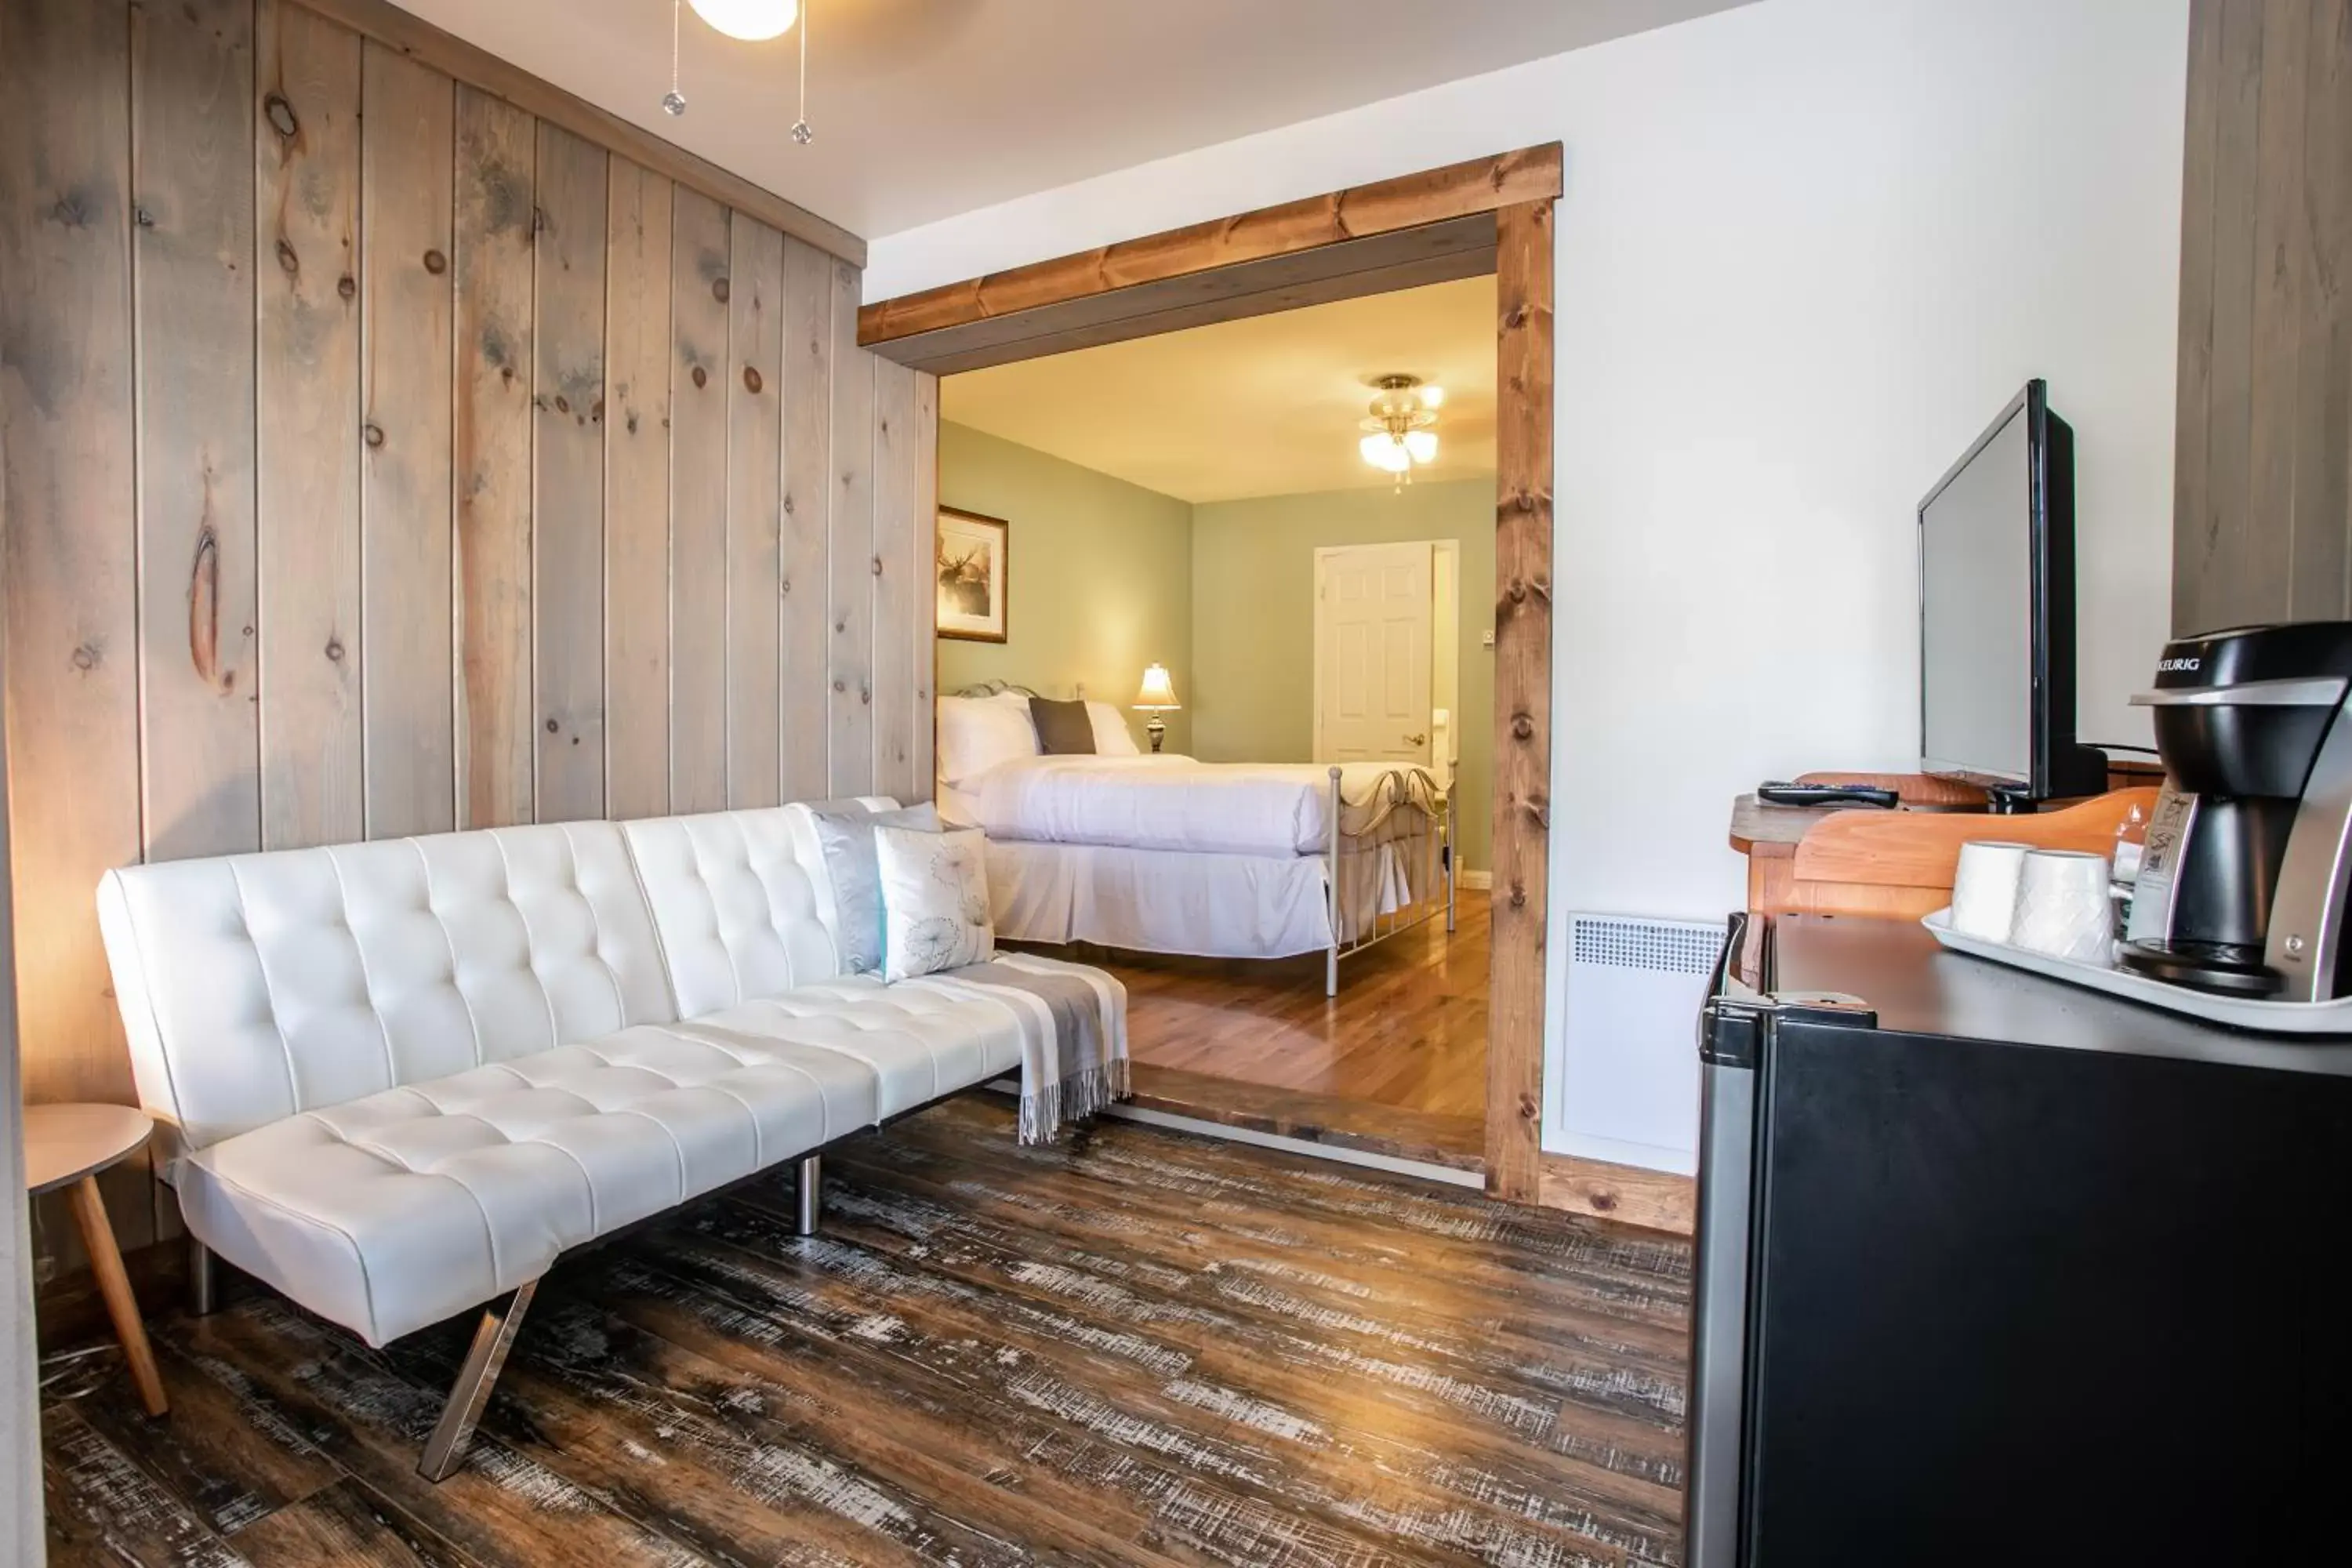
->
[877,213,1497,376]
[858,143,1561,357]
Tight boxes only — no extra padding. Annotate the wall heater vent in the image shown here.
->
[1546,912,1728,1175]
[1570,916,1723,977]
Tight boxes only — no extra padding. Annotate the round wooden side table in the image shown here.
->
[24,1103,170,1417]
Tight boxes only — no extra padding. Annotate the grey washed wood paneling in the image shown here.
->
[360,42,456,838]
[727,216,786,810]
[0,0,932,1289]
[2176,0,2352,633]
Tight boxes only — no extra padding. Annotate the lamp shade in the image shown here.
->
[1133,663,1180,710]
[689,0,798,41]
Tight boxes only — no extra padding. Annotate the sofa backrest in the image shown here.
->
[95,800,911,1154]
[620,799,895,1017]
[97,821,676,1152]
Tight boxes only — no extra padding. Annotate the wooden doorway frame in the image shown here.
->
[859,148,1562,1208]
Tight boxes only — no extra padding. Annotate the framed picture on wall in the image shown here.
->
[936,507,1010,643]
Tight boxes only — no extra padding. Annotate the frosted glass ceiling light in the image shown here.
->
[689,0,798,41]
[668,0,818,145]
[1357,374,1443,487]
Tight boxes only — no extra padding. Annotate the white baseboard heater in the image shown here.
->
[1544,912,1727,1176]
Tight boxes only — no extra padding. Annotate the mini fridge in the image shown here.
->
[1687,914,2352,1567]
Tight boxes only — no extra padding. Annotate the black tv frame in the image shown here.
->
[1917,379,2107,804]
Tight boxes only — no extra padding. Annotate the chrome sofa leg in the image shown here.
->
[419,1280,538,1483]
[187,1236,217,1318]
[797,1154,822,1236]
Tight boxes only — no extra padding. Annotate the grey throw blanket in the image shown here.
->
[923,956,1130,1144]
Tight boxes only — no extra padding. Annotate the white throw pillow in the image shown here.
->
[876,824,995,980]
[936,695,1040,786]
[1087,702,1142,756]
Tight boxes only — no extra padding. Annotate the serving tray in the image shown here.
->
[1921,909,2352,1036]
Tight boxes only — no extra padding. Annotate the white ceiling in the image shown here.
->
[942,275,1497,504]
[394,0,1750,245]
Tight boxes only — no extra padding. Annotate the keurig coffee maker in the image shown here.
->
[2122,622,2352,1001]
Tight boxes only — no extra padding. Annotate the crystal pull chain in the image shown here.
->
[790,0,813,143]
[662,0,687,114]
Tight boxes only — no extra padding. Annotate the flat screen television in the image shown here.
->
[1918,379,2105,803]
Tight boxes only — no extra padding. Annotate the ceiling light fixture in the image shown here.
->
[688,0,798,42]
[1358,375,1443,488]
[664,0,818,145]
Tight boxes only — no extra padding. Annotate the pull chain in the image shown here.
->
[791,0,813,143]
[662,0,686,115]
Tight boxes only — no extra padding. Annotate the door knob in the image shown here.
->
[1404,732,1428,746]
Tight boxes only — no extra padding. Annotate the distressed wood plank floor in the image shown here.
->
[1029,892,1491,1167]
[42,1097,1690,1567]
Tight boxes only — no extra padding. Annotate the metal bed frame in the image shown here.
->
[948,683,1455,996]
[1323,761,1455,996]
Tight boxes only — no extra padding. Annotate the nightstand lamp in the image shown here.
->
[1132,664,1180,753]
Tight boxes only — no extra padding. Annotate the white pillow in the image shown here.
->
[936,695,1040,786]
[876,825,995,980]
[1087,702,1141,757]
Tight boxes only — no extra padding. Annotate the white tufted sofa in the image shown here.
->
[95,799,1109,1479]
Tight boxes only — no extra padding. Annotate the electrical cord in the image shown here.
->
[2086,742,2159,756]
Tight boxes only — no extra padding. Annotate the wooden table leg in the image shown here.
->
[65,1174,169,1417]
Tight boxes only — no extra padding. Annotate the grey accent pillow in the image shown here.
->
[809,802,942,972]
[1029,696,1097,755]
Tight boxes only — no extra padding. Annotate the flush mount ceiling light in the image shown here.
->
[665,0,817,145]
[689,0,798,40]
[1358,375,1443,486]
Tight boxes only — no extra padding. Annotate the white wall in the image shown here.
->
[873,0,2190,1167]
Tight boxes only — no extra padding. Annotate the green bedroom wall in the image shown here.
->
[936,423,1194,755]
[1190,479,1496,873]
[935,423,1494,871]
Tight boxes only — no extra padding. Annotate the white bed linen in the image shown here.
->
[936,695,1040,786]
[987,840,1332,957]
[985,839,1418,959]
[970,754,1430,856]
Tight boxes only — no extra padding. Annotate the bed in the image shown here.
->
[939,686,1454,993]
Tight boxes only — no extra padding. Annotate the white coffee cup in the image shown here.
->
[1950,840,2034,942]
[2009,848,2114,964]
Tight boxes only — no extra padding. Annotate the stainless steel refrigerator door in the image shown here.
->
[1686,916,1762,1568]
[1686,1051,1755,1568]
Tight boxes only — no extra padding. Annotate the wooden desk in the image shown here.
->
[1730,782,2158,984]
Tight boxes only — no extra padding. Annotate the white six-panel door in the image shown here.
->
[1315,541,1434,766]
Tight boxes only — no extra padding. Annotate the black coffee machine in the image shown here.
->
[2122,622,2352,1001]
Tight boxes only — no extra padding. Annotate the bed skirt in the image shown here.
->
[983,839,1414,960]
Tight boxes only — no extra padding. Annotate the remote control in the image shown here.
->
[1757,780,1900,809]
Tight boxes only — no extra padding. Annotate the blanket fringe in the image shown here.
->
[1019,1058,1131,1146]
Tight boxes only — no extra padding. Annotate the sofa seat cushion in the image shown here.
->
[177,1024,879,1346]
[688,972,1029,1120]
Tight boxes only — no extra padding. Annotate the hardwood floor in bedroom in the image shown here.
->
[1022,892,1490,1169]
[39,1098,1690,1568]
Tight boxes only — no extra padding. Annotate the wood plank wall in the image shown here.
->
[0,0,933,1264]
[2175,0,2352,633]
